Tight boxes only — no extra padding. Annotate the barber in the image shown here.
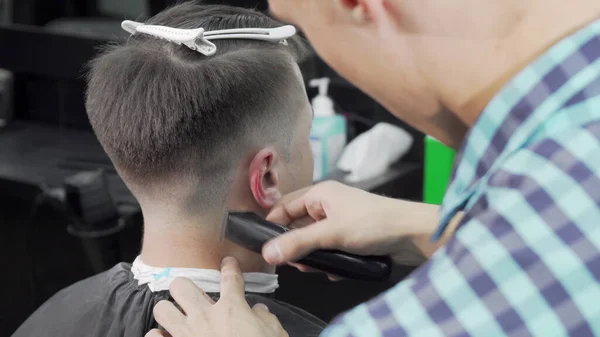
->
[147,0,600,336]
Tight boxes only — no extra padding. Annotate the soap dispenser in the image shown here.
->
[310,78,347,181]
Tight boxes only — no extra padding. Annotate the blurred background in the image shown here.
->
[0,0,455,335]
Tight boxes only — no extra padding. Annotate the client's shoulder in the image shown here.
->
[59,262,134,295]
[11,262,154,337]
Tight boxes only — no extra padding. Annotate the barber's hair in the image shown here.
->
[85,2,310,208]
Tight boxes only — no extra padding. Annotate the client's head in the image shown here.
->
[86,3,313,229]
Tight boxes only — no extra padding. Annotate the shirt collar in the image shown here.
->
[131,256,279,293]
[434,19,600,240]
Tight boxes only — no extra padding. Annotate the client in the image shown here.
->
[12,2,324,337]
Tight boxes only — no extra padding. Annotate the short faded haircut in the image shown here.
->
[85,2,310,208]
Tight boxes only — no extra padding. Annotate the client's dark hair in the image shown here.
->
[85,2,310,208]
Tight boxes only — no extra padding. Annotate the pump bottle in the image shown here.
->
[309,78,347,181]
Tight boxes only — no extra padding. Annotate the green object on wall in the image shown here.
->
[424,136,456,205]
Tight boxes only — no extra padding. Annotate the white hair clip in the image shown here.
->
[121,20,297,56]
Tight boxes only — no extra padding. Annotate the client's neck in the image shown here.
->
[139,206,274,274]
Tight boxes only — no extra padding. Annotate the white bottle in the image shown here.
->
[310,78,347,181]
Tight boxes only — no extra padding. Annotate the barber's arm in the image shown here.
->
[263,181,461,268]
[408,209,464,263]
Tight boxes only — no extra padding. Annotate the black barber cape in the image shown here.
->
[12,263,326,337]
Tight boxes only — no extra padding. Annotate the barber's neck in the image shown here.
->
[139,205,274,274]
[429,0,600,128]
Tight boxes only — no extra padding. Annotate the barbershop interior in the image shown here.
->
[0,0,459,336]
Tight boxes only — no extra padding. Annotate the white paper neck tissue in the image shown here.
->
[337,122,413,183]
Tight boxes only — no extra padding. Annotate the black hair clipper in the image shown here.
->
[221,211,392,282]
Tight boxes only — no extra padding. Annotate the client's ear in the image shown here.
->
[249,148,282,209]
[337,0,394,25]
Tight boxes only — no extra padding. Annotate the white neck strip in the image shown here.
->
[131,256,278,293]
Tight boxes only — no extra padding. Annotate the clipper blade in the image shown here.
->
[219,212,230,242]
[220,211,287,254]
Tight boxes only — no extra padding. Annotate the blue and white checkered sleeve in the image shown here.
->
[321,213,522,337]
[321,123,600,337]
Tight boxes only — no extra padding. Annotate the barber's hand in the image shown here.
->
[264,181,431,266]
[145,257,288,337]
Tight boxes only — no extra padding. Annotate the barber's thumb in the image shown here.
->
[262,221,329,264]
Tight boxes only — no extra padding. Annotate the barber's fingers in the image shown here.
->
[219,257,247,304]
[288,262,345,282]
[287,262,314,273]
[252,303,274,323]
[267,188,311,226]
[271,192,327,226]
[252,303,281,328]
[153,300,185,334]
[263,219,336,265]
[145,329,172,337]
[252,303,270,314]
[169,277,212,313]
[267,203,302,227]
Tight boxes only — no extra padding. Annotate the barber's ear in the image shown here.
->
[249,148,282,209]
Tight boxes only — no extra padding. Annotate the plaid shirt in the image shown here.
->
[323,19,600,337]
